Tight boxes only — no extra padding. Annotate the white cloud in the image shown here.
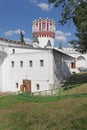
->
[65,32,71,36]
[37,3,49,12]
[24,37,32,44]
[30,0,53,12]
[3,29,32,44]
[55,30,71,43]
[49,3,54,10]
[4,29,25,36]
[56,35,67,42]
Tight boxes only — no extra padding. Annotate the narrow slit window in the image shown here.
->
[12,49,15,54]
[40,60,44,67]
[16,83,19,88]
[11,61,14,67]
[29,60,33,67]
[20,61,23,67]
[36,84,40,90]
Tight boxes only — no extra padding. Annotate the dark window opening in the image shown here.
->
[11,61,14,67]
[20,61,23,67]
[36,84,40,90]
[12,49,15,54]
[16,83,19,88]
[29,60,33,67]
[40,60,44,67]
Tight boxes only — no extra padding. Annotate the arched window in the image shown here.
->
[12,49,15,54]
[77,56,86,68]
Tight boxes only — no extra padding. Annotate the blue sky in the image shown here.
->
[0,0,77,47]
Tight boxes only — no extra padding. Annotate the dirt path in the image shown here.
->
[0,92,10,97]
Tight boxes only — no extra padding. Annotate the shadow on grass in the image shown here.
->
[17,93,87,102]
[62,73,87,90]
[72,117,87,130]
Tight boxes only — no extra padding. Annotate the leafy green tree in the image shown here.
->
[48,0,87,53]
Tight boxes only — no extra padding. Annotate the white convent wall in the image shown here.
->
[62,48,87,72]
[0,45,75,93]
[1,47,54,92]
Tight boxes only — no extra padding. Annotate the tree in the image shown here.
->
[48,0,87,53]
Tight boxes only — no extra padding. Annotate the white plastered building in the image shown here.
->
[61,48,87,73]
[0,38,75,93]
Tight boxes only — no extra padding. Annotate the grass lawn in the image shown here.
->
[61,73,87,96]
[0,73,87,130]
[0,95,87,130]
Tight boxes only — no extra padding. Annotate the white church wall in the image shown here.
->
[1,47,54,92]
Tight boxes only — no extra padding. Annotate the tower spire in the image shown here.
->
[20,30,25,44]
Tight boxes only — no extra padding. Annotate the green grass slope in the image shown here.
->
[0,73,87,130]
[0,95,87,130]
